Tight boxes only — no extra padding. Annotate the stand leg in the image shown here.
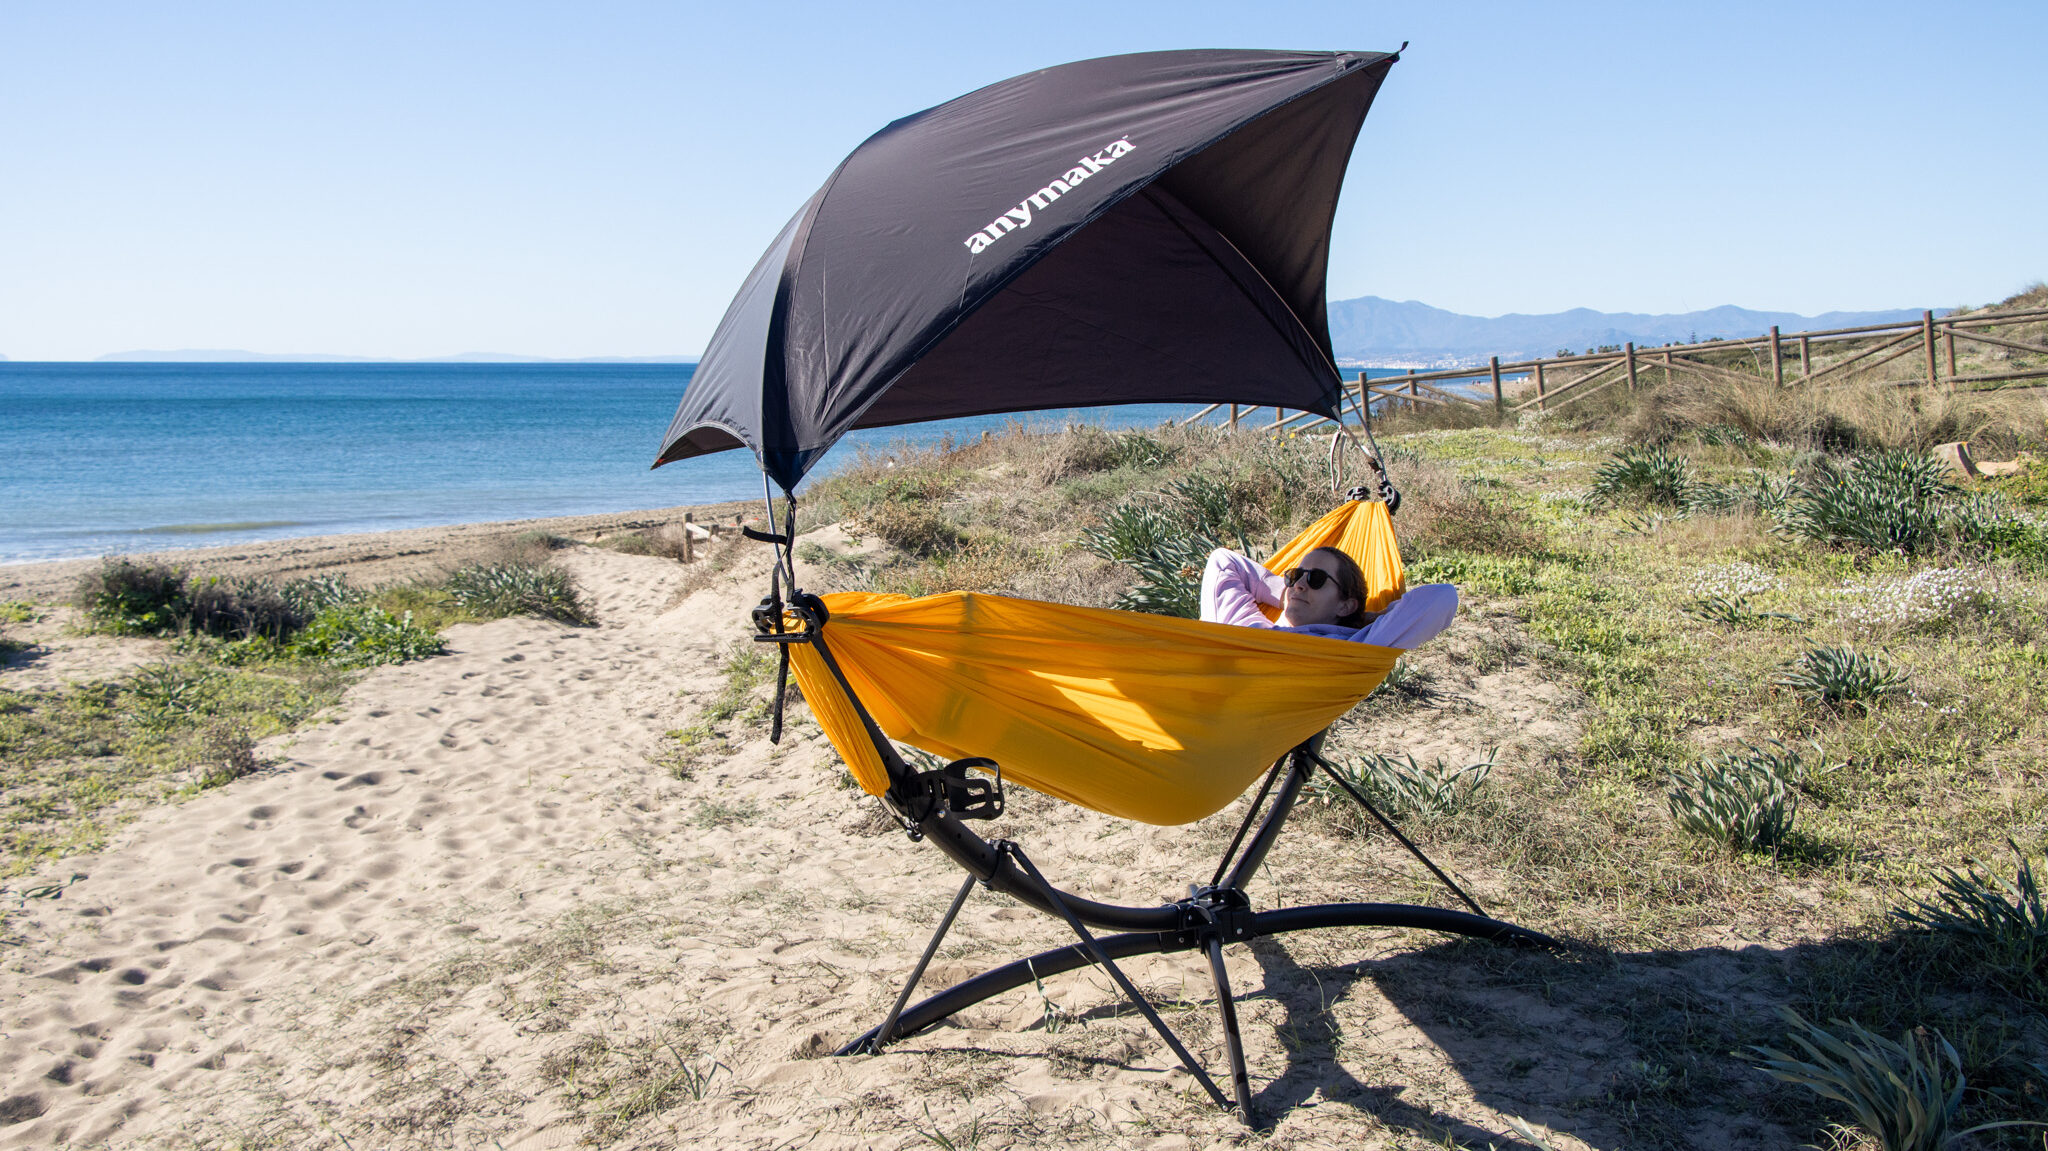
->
[1004,843,1234,1112]
[1308,750,1487,917]
[1204,936,1252,1122]
[869,872,977,1053]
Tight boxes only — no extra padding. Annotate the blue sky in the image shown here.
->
[2,1,2042,360]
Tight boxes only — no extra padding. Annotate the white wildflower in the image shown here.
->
[1687,562,1782,599]
[1835,567,1994,632]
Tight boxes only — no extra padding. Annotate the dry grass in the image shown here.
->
[783,411,2048,1146]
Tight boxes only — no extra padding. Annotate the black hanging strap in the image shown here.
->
[750,555,792,745]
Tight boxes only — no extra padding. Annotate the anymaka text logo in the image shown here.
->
[963,137,1134,255]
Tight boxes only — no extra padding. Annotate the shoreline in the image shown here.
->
[0,499,763,605]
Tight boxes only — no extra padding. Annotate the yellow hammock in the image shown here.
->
[789,498,1408,826]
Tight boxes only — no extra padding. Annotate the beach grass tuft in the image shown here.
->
[445,561,593,625]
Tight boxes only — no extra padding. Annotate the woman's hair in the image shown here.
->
[1307,546,1371,629]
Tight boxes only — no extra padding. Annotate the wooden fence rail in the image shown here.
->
[1180,305,2048,430]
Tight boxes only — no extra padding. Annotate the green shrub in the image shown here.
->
[1667,743,1802,852]
[183,577,309,641]
[1163,474,1252,549]
[127,660,221,729]
[76,561,329,641]
[1079,475,1260,618]
[78,559,189,634]
[1422,491,1547,557]
[1778,645,1908,710]
[281,574,363,615]
[1751,1010,2043,1150]
[195,723,261,789]
[852,502,964,557]
[444,562,592,624]
[1891,842,2048,1001]
[1111,431,1177,469]
[286,604,445,668]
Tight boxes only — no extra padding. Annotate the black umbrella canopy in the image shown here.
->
[657,48,1399,492]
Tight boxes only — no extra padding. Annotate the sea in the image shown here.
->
[1,362,1389,565]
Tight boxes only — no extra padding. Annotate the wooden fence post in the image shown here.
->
[1490,356,1503,411]
[1770,326,1783,386]
[1922,310,1939,388]
[1535,361,1548,411]
[1624,343,1637,393]
[1944,325,1957,380]
[1229,404,1239,429]
[1800,335,1811,381]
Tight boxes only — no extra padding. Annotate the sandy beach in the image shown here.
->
[0,509,1755,1150]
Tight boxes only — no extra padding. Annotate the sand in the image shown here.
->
[0,514,1769,1149]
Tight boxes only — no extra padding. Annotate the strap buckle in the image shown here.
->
[891,756,1006,825]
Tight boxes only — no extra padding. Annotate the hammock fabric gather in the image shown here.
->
[789,497,1407,825]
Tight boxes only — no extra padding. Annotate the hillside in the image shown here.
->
[1327,296,1928,366]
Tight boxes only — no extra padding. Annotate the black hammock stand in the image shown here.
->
[739,481,1558,1124]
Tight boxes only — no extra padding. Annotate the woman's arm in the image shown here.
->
[1353,583,1458,649]
[1199,548,1284,627]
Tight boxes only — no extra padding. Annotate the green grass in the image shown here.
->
[0,654,349,877]
[652,643,781,779]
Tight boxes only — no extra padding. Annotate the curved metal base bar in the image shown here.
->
[836,901,1557,1056]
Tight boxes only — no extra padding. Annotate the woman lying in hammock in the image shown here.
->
[1199,546,1457,650]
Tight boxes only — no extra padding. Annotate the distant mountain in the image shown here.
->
[76,299,1935,369]
[93,350,697,364]
[1326,297,1929,366]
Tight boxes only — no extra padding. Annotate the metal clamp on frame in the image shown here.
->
[1175,885,1255,948]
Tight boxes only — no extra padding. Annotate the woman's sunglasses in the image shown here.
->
[1282,567,1335,590]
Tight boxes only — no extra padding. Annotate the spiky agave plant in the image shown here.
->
[1590,443,1695,508]
[1776,450,1958,554]
[1777,645,1909,710]
[1892,842,2048,1001]
[1752,1010,2044,1150]
[1308,749,1495,821]
[1667,743,1802,852]
[1080,502,1218,618]
[445,561,592,624]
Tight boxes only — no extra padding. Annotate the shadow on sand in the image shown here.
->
[1228,927,2043,1149]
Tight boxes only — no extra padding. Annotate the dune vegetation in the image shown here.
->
[3,312,2046,1145]
[770,357,2048,1147]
